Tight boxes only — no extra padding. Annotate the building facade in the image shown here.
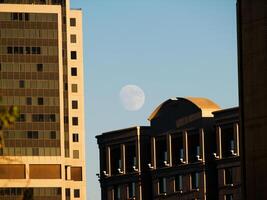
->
[237,0,267,199]
[0,1,86,199]
[96,97,241,200]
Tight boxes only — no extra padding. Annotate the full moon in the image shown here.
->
[120,85,145,111]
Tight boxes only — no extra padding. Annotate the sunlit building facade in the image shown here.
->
[97,97,241,200]
[0,0,86,199]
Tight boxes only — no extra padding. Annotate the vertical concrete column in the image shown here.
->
[216,127,222,158]
[234,123,240,156]
[183,131,188,163]
[137,126,141,172]
[25,163,30,179]
[137,182,142,200]
[199,128,205,162]
[121,144,125,173]
[151,137,156,168]
[107,146,111,175]
[167,133,172,166]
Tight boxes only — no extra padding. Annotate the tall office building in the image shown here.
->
[0,1,86,199]
[237,0,267,199]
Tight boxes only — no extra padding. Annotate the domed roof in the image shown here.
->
[148,97,220,121]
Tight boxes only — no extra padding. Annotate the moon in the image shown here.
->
[120,85,145,111]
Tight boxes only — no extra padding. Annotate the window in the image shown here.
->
[70,18,76,26]
[175,175,183,191]
[7,47,13,54]
[71,84,78,93]
[37,64,43,72]
[71,51,77,59]
[11,13,18,20]
[114,185,121,200]
[50,131,56,139]
[19,80,25,88]
[225,194,233,200]
[72,117,78,126]
[74,189,80,198]
[27,131,38,139]
[19,13,23,20]
[73,150,79,159]
[65,188,70,198]
[26,97,32,105]
[72,101,78,109]
[19,114,26,122]
[50,114,56,122]
[128,182,136,199]
[25,13,29,21]
[32,47,41,54]
[26,47,31,54]
[191,172,200,190]
[159,177,167,194]
[70,34,77,43]
[38,97,44,105]
[71,67,77,76]
[225,168,233,185]
[73,133,79,142]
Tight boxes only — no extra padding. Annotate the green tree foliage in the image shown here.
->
[0,105,19,130]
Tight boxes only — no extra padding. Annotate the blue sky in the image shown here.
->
[71,0,238,199]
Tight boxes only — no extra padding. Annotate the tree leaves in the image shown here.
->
[0,102,19,130]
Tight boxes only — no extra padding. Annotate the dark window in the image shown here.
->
[74,189,80,198]
[26,47,31,54]
[72,101,78,109]
[114,185,121,200]
[19,13,23,20]
[72,117,78,126]
[11,13,18,20]
[50,114,56,122]
[37,97,44,105]
[26,97,32,105]
[65,188,70,197]
[31,47,41,54]
[37,64,43,72]
[175,175,183,191]
[14,47,19,54]
[20,47,24,54]
[19,80,25,88]
[71,51,77,59]
[73,133,79,142]
[70,34,77,43]
[37,47,41,54]
[225,168,233,185]
[19,114,26,122]
[7,47,13,54]
[32,47,37,54]
[50,131,56,139]
[159,177,167,194]
[70,18,76,26]
[225,194,233,200]
[25,13,29,21]
[27,131,38,139]
[128,182,136,199]
[32,114,44,122]
[191,172,200,190]
[71,67,77,76]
